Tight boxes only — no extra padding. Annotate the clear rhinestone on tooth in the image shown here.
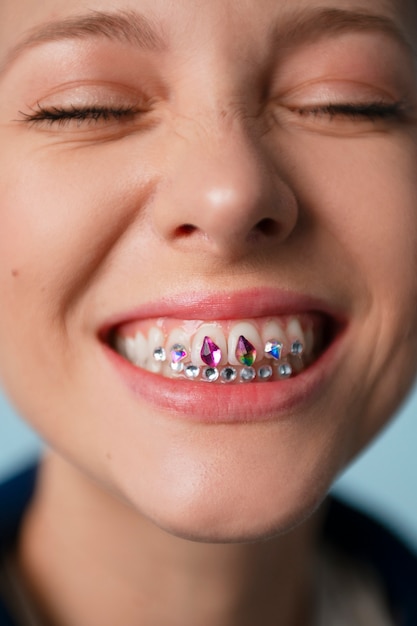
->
[240,367,256,382]
[258,365,273,380]
[220,367,237,383]
[290,341,304,356]
[278,363,293,379]
[264,340,283,361]
[185,364,200,379]
[170,344,188,363]
[170,361,184,373]
[201,337,222,367]
[203,367,219,382]
[236,336,257,366]
[153,347,166,362]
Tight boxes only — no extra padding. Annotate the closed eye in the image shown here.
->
[18,104,145,127]
[292,101,405,121]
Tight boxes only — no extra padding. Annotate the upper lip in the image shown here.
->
[98,287,345,340]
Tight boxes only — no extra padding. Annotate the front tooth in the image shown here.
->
[191,324,227,367]
[228,322,263,366]
[261,320,287,357]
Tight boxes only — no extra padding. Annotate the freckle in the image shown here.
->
[11,269,19,277]
[106,452,113,461]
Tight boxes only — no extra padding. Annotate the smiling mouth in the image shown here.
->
[108,312,334,384]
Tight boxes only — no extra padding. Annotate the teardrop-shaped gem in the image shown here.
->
[170,344,188,364]
[265,340,283,361]
[201,336,222,367]
[236,336,256,366]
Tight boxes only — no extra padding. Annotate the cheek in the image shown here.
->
[0,131,171,476]
[0,140,157,326]
[0,141,150,416]
[291,128,417,309]
[300,130,417,440]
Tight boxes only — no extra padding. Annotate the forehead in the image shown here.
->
[0,0,416,78]
[1,0,416,37]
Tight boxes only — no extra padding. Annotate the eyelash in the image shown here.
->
[19,101,404,128]
[19,104,143,126]
[293,102,404,121]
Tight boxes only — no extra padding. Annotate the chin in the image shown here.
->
[117,460,332,544]
[148,495,325,544]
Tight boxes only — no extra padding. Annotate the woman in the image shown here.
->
[0,0,417,624]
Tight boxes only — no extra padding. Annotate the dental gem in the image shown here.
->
[220,367,237,383]
[236,336,256,366]
[153,347,166,362]
[259,366,273,380]
[203,367,219,382]
[185,365,200,379]
[264,340,283,361]
[278,363,293,379]
[240,367,256,382]
[201,337,222,367]
[170,344,188,363]
[170,361,184,373]
[290,341,304,356]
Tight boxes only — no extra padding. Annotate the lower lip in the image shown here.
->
[102,333,344,424]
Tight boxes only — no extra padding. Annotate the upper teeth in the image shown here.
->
[113,315,316,381]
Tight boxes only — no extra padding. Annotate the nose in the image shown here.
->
[151,123,298,262]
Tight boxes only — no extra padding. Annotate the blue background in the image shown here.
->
[1,386,416,551]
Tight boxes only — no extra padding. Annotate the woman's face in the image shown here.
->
[1,0,417,541]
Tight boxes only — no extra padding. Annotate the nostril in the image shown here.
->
[174,224,198,237]
[256,218,280,237]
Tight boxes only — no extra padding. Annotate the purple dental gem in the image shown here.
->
[200,336,222,367]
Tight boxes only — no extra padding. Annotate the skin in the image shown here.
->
[1,0,417,624]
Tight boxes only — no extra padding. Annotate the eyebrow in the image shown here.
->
[272,7,414,53]
[0,9,166,75]
[0,6,413,79]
